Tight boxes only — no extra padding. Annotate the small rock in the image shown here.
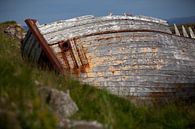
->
[4,25,25,40]
[60,119,104,129]
[34,80,41,86]
[38,87,104,129]
[39,87,78,118]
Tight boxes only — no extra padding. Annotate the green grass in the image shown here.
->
[0,22,57,129]
[0,22,195,129]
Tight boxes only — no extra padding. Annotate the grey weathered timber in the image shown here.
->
[174,24,180,36]
[182,25,189,37]
[22,15,195,103]
[189,27,195,39]
[22,31,43,63]
[38,15,171,45]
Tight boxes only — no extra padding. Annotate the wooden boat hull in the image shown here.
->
[22,15,195,103]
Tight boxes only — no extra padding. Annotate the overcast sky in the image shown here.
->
[0,0,195,25]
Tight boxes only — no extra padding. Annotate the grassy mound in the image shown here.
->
[0,22,195,129]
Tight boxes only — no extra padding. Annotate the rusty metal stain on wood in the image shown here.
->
[50,39,90,72]
[76,41,89,65]
[69,39,82,68]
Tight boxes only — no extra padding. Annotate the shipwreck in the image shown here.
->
[22,15,195,103]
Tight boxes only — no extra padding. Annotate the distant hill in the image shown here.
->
[167,16,195,25]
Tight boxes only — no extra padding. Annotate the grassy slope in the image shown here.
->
[0,22,195,129]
